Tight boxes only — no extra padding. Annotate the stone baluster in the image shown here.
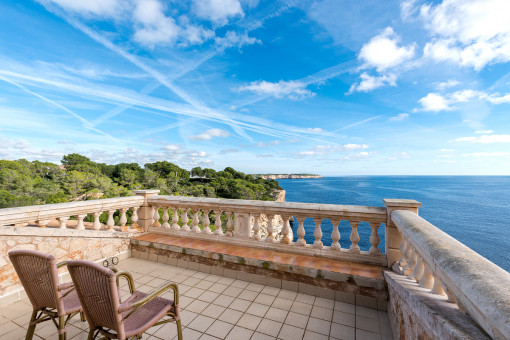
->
[225,211,233,237]
[107,210,116,231]
[398,237,409,266]
[405,248,417,279]
[442,284,457,303]
[76,214,86,230]
[265,214,276,243]
[171,208,180,230]
[131,207,141,231]
[295,216,306,246]
[202,210,212,234]
[37,219,50,228]
[419,262,434,289]
[153,206,161,227]
[312,217,323,249]
[181,208,190,231]
[369,222,381,255]
[431,273,446,296]
[214,210,223,235]
[281,215,291,244]
[58,216,69,229]
[349,220,360,253]
[330,218,341,250]
[411,255,425,282]
[252,213,261,240]
[93,212,101,230]
[120,208,128,232]
[162,207,170,229]
[192,209,200,232]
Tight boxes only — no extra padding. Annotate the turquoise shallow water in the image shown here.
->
[277,176,510,272]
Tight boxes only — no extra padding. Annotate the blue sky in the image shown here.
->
[0,0,509,175]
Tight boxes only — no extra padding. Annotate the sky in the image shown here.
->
[0,0,509,175]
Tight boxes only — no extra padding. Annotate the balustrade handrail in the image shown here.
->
[391,210,510,340]
[0,196,144,226]
[149,195,387,222]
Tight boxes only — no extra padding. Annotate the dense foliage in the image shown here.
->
[0,154,282,208]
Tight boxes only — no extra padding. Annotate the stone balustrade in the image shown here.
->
[0,196,145,232]
[390,209,510,339]
[146,194,389,265]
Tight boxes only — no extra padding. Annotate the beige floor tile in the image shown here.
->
[195,280,214,290]
[250,331,275,340]
[238,289,259,301]
[204,274,222,283]
[152,322,181,339]
[356,329,382,340]
[264,307,288,323]
[237,313,262,330]
[272,297,293,310]
[254,293,276,306]
[219,308,244,324]
[206,319,234,338]
[201,304,226,318]
[333,310,356,327]
[335,301,356,314]
[188,315,215,333]
[186,300,210,314]
[192,272,209,279]
[213,294,235,308]
[223,286,243,297]
[216,277,235,286]
[278,324,305,340]
[246,302,270,317]
[310,305,333,321]
[290,301,313,316]
[330,323,355,340]
[208,283,228,294]
[182,277,201,287]
[357,315,381,333]
[314,296,335,309]
[198,290,219,303]
[295,293,315,304]
[225,325,254,340]
[306,316,331,336]
[185,287,206,299]
[261,286,280,296]
[181,327,202,340]
[198,334,220,340]
[245,282,264,292]
[303,330,328,340]
[256,318,282,337]
[231,279,250,289]
[0,321,23,336]
[180,310,198,326]
[277,290,297,301]
[357,306,379,320]
[229,298,252,312]
[284,311,309,328]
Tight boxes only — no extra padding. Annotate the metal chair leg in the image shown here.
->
[25,310,38,340]
[176,319,183,340]
[58,315,66,340]
[87,329,95,340]
[80,311,86,322]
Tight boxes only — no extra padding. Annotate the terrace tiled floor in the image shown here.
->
[0,258,393,340]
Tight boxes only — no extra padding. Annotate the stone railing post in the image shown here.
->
[134,190,160,232]
[383,199,421,268]
[234,212,251,239]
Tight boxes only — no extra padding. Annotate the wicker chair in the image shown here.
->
[67,260,182,340]
[8,250,85,340]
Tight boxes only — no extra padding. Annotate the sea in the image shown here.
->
[277,176,510,272]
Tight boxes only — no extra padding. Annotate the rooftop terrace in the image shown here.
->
[1,190,509,339]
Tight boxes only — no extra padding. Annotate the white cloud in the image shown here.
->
[391,152,411,159]
[475,130,493,134]
[192,0,244,25]
[420,0,510,70]
[40,0,123,18]
[389,113,409,121]
[462,152,509,157]
[454,134,510,144]
[343,151,375,161]
[189,128,230,140]
[214,31,260,49]
[132,0,180,48]
[306,128,323,133]
[440,148,455,152]
[436,79,460,90]
[348,73,397,93]
[238,80,314,99]
[297,144,369,156]
[359,27,416,72]
[417,93,452,112]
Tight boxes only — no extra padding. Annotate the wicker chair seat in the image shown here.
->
[61,288,83,315]
[122,291,174,337]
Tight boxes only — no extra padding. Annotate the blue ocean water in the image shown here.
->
[278,176,510,272]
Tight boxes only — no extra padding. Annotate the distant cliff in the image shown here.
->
[255,174,322,179]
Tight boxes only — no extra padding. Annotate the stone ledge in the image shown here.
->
[385,270,490,340]
[0,225,138,238]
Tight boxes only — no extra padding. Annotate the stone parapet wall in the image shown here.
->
[0,226,135,305]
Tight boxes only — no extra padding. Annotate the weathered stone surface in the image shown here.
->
[0,226,132,298]
[385,270,490,340]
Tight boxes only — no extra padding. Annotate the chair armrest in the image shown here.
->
[116,271,136,296]
[57,261,68,269]
[119,282,179,318]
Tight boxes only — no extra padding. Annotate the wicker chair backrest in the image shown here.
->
[8,250,65,313]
